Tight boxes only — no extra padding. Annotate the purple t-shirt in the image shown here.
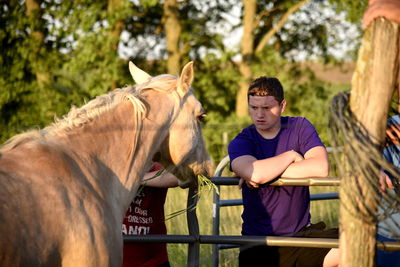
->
[228,116,325,236]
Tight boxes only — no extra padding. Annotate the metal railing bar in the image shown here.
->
[212,185,221,267]
[213,155,230,177]
[219,193,339,207]
[218,244,239,250]
[219,199,242,207]
[123,235,400,251]
[187,187,200,267]
[377,240,400,251]
[124,234,196,243]
[311,192,339,200]
[210,177,238,185]
[201,235,339,248]
[211,177,341,186]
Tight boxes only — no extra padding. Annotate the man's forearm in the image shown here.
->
[250,151,303,183]
[142,171,179,188]
[281,157,329,178]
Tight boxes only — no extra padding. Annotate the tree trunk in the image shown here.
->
[236,0,310,117]
[108,0,125,90]
[108,0,124,50]
[255,0,310,53]
[341,18,400,267]
[25,0,50,87]
[163,0,181,75]
[236,0,256,117]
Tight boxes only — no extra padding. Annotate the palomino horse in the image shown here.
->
[0,62,212,266]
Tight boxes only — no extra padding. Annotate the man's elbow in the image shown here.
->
[317,161,330,177]
[250,173,264,184]
[234,170,264,184]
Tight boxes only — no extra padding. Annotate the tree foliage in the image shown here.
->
[1,0,363,164]
[0,0,156,142]
[329,0,367,23]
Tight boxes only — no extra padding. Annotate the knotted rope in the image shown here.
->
[330,92,400,238]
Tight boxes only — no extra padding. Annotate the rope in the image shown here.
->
[330,92,400,237]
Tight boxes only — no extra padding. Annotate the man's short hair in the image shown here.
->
[247,76,284,103]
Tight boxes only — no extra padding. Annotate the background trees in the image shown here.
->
[1,0,363,163]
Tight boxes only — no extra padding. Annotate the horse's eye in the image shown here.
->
[197,113,206,123]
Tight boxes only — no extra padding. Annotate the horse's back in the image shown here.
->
[0,141,121,266]
[0,142,69,266]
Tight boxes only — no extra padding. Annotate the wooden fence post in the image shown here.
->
[341,17,400,267]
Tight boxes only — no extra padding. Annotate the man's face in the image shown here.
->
[248,95,286,135]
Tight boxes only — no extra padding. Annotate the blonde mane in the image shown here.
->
[0,74,179,153]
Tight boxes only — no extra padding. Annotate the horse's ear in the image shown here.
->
[129,61,152,84]
[177,61,194,95]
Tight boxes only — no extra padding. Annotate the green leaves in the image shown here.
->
[140,0,159,9]
[0,0,357,158]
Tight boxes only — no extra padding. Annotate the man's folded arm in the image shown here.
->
[231,150,303,184]
[281,146,329,178]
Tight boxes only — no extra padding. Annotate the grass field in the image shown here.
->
[164,166,340,266]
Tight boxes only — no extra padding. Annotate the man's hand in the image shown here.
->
[292,150,304,163]
[379,171,394,192]
[386,124,400,146]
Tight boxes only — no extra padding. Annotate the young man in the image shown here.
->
[228,76,339,267]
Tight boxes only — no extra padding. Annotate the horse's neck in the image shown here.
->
[55,99,172,215]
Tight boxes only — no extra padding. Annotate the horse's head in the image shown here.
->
[129,62,213,188]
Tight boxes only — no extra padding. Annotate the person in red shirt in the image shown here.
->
[122,162,178,267]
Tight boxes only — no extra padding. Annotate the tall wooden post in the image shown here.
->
[341,18,400,267]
